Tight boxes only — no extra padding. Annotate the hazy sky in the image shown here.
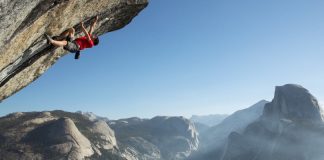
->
[1,0,324,119]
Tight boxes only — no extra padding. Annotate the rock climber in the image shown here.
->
[45,16,100,59]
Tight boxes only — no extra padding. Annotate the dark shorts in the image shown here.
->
[63,37,80,53]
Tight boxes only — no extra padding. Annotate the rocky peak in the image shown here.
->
[263,84,323,124]
[218,85,324,160]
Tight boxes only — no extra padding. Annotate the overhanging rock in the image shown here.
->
[0,0,148,101]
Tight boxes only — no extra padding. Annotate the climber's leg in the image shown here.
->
[50,39,68,47]
[54,28,75,40]
[45,33,79,53]
[44,33,66,46]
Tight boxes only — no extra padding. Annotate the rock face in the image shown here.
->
[263,84,323,124]
[109,116,199,160]
[0,0,148,101]
[221,84,324,160]
[91,120,117,150]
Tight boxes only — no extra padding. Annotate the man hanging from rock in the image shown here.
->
[45,16,100,59]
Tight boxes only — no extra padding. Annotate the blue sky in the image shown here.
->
[1,0,324,119]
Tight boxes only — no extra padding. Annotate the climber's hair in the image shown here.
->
[93,36,99,46]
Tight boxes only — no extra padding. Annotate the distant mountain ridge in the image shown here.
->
[190,114,228,126]
[190,100,268,159]
[0,111,198,160]
[76,111,109,122]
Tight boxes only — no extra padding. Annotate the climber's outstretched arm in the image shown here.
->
[89,15,99,34]
[81,22,91,41]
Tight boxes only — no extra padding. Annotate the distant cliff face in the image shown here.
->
[221,84,324,160]
[0,111,198,160]
[263,84,323,124]
[110,116,199,160]
[0,0,148,101]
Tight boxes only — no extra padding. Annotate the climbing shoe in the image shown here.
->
[44,34,53,44]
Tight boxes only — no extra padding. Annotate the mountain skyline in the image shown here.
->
[1,84,323,160]
[1,94,323,120]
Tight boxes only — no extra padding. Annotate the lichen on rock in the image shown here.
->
[0,0,148,101]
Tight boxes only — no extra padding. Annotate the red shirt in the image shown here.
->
[75,36,94,50]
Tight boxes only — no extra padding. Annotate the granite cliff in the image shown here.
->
[221,84,324,160]
[0,0,148,101]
